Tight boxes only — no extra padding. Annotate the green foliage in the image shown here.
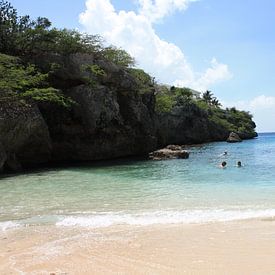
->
[83,64,106,77]
[155,85,197,113]
[45,29,103,55]
[0,1,135,68]
[20,88,74,107]
[171,86,193,98]
[207,106,255,134]
[81,64,106,87]
[128,68,154,94]
[195,99,210,111]
[171,87,194,105]
[202,90,221,108]
[0,0,54,56]
[155,93,175,113]
[0,53,47,92]
[0,1,256,135]
[0,53,74,107]
[102,46,135,67]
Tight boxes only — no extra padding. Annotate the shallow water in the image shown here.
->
[1,133,275,230]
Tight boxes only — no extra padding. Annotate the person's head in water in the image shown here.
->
[223,151,228,156]
[237,161,242,167]
[221,161,227,168]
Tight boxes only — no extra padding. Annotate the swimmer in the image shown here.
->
[220,161,227,168]
[219,151,228,157]
[237,161,242,167]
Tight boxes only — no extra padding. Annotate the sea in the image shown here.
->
[1,132,275,231]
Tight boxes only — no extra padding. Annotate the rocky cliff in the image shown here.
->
[0,53,257,173]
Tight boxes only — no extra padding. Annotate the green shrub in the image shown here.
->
[0,53,74,107]
[21,88,75,107]
[155,94,175,113]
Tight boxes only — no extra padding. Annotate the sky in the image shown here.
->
[9,0,275,132]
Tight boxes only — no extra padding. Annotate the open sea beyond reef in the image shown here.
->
[1,133,275,231]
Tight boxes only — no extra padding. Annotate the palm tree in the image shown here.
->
[211,97,221,108]
[202,90,213,105]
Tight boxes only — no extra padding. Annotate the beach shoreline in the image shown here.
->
[1,220,275,274]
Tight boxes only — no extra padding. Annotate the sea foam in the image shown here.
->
[0,221,21,231]
[56,209,275,228]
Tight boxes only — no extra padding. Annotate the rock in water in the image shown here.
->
[149,145,189,160]
[227,132,242,143]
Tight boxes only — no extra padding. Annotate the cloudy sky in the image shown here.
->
[10,0,275,132]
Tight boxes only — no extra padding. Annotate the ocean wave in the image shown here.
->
[2,209,275,231]
[0,221,21,231]
[56,209,275,228]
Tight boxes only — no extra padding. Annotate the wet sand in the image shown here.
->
[1,220,275,274]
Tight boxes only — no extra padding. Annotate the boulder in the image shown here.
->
[149,145,189,160]
[166,144,185,151]
[227,132,242,143]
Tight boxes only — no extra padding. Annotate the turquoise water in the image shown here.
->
[1,133,275,230]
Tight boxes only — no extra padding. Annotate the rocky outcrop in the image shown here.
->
[0,142,7,172]
[0,100,52,171]
[156,105,229,145]
[37,54,158,162]
[149,145,189,160]
[227,132,242,143]
[0,53,257,173]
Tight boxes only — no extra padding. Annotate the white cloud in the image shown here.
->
[222,95,275,132]
[79,0,232,91]
[175,58,232,91]
[138,0,197,22]
[249,95,275,110]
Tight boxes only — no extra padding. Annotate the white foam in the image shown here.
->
[56,209,275,228]
[0,221,20,231]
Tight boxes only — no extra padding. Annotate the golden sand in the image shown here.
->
[1,220,275,274]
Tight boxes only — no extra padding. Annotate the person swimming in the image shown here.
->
[220,161,227,168]
[237,161,242,167]
[219,151,228,157]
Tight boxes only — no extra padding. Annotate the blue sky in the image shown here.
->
[9,0,275,132]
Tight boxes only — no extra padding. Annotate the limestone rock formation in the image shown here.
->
[0,142,7,172]
[227,132,242,143]
[0,100,52,171]
[149,145,189,160]
[0,52,257,173]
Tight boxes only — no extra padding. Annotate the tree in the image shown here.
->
[0,0,18,53]
[0,0,54,56]
[102,46,135,67]
[202,90,214,104]
[211,97,221,108]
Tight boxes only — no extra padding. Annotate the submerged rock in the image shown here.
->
[149,145,189,160]
[227,132,242,143]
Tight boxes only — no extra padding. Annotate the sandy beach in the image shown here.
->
[1,220,275,274]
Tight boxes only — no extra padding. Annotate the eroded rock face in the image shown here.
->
[227,132,242,143]
[39,80,158,162]
[0,100,52,171]
[0,53,257,173]
[0,142,7,172]
[156,105,229,145]
[149,145,189,160]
